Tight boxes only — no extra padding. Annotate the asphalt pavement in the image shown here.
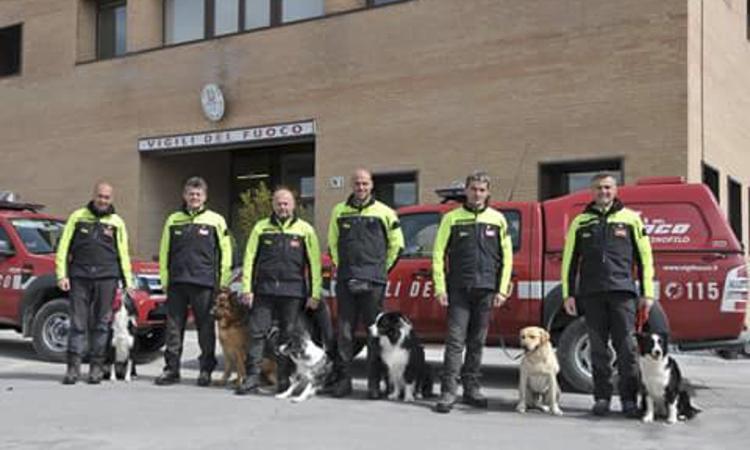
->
[0,330,749,450]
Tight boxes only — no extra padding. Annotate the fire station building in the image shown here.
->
[0,0,749,256]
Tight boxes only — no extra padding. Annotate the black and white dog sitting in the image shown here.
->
[369,311,433,402]
[108,294,138,382]
[275,329,333,403]
[636,332,701,424]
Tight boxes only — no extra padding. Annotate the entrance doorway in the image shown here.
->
[230,141,315,246]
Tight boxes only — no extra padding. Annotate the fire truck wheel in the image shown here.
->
[31,298,70,363]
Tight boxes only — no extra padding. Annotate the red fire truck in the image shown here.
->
[324,177,749,392]
[0,198,166,362]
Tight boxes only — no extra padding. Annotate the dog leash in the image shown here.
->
[489,306,524,361]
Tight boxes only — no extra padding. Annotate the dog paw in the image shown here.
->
[291,396,308,403]
[275,393,290,400]
[642,415,654,424]
[551,406,563,416]
[387,392,399,401]
[666,417,677,425]
[403,394,415,403]
[537,404,550,413]
[516,403,527,414]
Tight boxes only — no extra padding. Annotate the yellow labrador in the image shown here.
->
[517,326,563,416]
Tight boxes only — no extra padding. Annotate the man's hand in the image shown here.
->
[563,296,577,316]
[436,293,448,307]
[493,293,508,307]
[240,292,254,308]
[305,297,320,310]
[58,278,70,292]
[638,297,655,315]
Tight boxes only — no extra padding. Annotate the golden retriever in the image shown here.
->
[517,326,563,416]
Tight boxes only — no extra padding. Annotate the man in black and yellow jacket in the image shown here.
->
[328,169,404,399]
[56,181,134,385]
[156,177,232,386]
[432,172,513,413]
[561,173,655,417]
[234,187,322,395]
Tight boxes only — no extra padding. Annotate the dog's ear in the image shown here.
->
[541,329,550,344]
[398,315,413,332]
[371,311,385,328]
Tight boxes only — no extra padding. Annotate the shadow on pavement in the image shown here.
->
[0,337,41,362]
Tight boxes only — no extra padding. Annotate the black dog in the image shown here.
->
[369,311,434,401]
[636,332,701,423]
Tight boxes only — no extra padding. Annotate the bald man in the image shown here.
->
[328,169,404,399]
[235,188,323,395]
[56,182,134,385]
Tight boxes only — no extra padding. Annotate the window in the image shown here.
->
[0,226,13,256]
[164,0,409,45]
[400,213,440,258]
[0,24,22,77]
[10,219,64,254]
[244,0,271,30]
[702,163,720,202]
[97,1,127,59]
[165,0,206,44]
[399,209,521,258]
[370,0,403,6]
[281,0,324,23]
[539,159,623,200]
[728,177,742,244]
[215,0,240,35]
[500,209,522,252]
[373,172,418,209]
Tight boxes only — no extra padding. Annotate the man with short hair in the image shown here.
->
[156,177,232,386]
[56,181,134,385]
[561,173,655,417]
[235,187,322,395]
[432,171,514,413]
[328,169,404,398]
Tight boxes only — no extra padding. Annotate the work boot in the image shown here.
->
[62,355,81,385]
[435,392,457,414]
[197,370,212,387]
[462,383,488,408]
[331,377,353,398]
[154,369,181,386]
[235,375,260,395]
[276,378,291,394]
[592,399,611,416]
[621,400,640,419]
[88,363,104,385]
[367,377,382,400]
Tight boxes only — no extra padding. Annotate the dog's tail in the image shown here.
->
[677,390,702,420]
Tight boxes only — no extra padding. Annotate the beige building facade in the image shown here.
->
[0,0,748,257]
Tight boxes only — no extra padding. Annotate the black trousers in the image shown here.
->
[67,278,118,361]
[582,292,639,402]
[163,283,216,373]
[441,288,494,394]
[246,295,303,382]
[299,300,335,356]
[335,281,385,388]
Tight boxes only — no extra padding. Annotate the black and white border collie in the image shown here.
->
[369,311,433,402]
[109,294,138,382]
[636,332,701,424]
[276,329,332,403]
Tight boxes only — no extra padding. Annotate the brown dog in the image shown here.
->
[212,290,277,388]
[517,326,563,416]
[212,290,250,387]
